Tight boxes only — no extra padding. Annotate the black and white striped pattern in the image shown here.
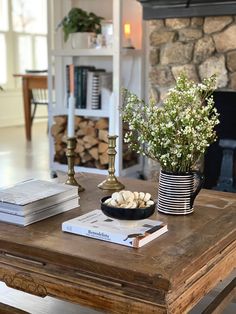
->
[157,170,198,215]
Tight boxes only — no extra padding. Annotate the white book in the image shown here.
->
[62,210,168,248]
[0,180,79,213]
[0,195,78,216]
[86,70,106,110]
[0,197,79,226]
[86,71,94,110]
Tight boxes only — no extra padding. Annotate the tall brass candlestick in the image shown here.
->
[98,135,124,190]
[65,137,85,192]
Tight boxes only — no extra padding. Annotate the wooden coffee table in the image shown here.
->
[0,174,235,313]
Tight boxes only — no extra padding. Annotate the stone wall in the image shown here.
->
[145,15,236,181]
[149,16,236,102]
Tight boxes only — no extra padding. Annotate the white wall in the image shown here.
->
[0,89,47,128]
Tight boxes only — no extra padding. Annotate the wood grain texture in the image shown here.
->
[0,173,235,314]
[202,278,236,314]
[0,302,29,314]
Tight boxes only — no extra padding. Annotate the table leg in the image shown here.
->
[22,78,32,141]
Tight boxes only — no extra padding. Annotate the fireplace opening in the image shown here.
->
[203,90,236,191]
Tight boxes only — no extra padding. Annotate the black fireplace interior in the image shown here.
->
[203,91,236,190]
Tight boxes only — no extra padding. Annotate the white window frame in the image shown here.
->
[0,0,47,90]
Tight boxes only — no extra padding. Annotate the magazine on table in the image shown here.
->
[62,209,168,248]
[0,179,79,213]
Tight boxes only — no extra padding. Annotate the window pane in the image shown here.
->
[0,0,9,31]
[18,35,32,72]
[12,0,47,34]
[35,36,48,70]
[0,34,7,84]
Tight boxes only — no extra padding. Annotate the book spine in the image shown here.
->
[86,71,93,110]
[77,67,83,109]
[0,211,24,225]
[66,65,70,108]
[81,68,87,109]
[62,223,133,247]
[0,208,25,216]
[74,66,79,109]
[91,73,100,110]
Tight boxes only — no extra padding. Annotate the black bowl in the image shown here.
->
[101,196,156,220]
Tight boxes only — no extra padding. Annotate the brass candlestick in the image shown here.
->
[65,137,85,192]
[98,135,125,190]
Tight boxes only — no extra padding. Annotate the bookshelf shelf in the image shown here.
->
[52,48,142,57]
[75,109,110,118]
[52,108,110,118]
[48,0,144,177]
[52,48,113,57]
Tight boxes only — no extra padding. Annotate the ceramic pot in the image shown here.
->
[157,170,204,215]
[71,32,95,49]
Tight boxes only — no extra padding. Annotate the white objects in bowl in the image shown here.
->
[104,190,154,208]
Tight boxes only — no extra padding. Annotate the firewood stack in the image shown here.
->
[51,115,138,169]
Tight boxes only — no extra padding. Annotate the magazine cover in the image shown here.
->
[62,210,167,248]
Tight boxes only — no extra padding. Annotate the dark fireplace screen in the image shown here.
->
[203,90,236,191]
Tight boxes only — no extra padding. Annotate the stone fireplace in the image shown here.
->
[148,16,236,101]
[144,14,236,188]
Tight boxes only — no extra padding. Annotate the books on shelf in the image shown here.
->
[0,179,79,226]
[62,209,168,248]
[76,66,95,109]
[66,64,112,111]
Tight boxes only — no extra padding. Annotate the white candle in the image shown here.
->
[68,64,75,138]
[109,92,116,136]
[67,94,75,137]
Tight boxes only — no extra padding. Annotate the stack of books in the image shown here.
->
[0,180,79,226]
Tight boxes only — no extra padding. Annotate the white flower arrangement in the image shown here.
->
[122,74,220,173]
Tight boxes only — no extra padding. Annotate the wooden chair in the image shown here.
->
[31,88,48,124]
[25,70,48,125]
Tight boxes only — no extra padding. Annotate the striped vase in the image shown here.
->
[157,170,204,215]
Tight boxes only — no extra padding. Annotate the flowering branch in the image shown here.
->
[121,73,220,173]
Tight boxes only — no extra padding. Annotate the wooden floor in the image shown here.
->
[0,122,235,314]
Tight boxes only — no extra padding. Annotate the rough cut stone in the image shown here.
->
[227,51,236,72]
[149,19,164,30]
[191,17,204,27]
[165,18,190,29]
[149,66,175,87]
[204,16,233,34]
[149,49,159,66]
[178,28,202,42]
[199,55,228,88]
[193,36,215,64]
[229,72,236,90]
[149,86,160,103]
[149,30,176,46]
[161,42,194,65]
[172,64,199,82]
[213,25,236,52]
[159,88,170,101]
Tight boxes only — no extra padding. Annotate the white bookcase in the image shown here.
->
[47,0,144,176]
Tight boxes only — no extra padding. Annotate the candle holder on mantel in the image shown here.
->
[65,137,85,192]
[98,135,125,191]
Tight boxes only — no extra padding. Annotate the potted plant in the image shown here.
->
[57,8,104,48]
[121,74,220,215]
